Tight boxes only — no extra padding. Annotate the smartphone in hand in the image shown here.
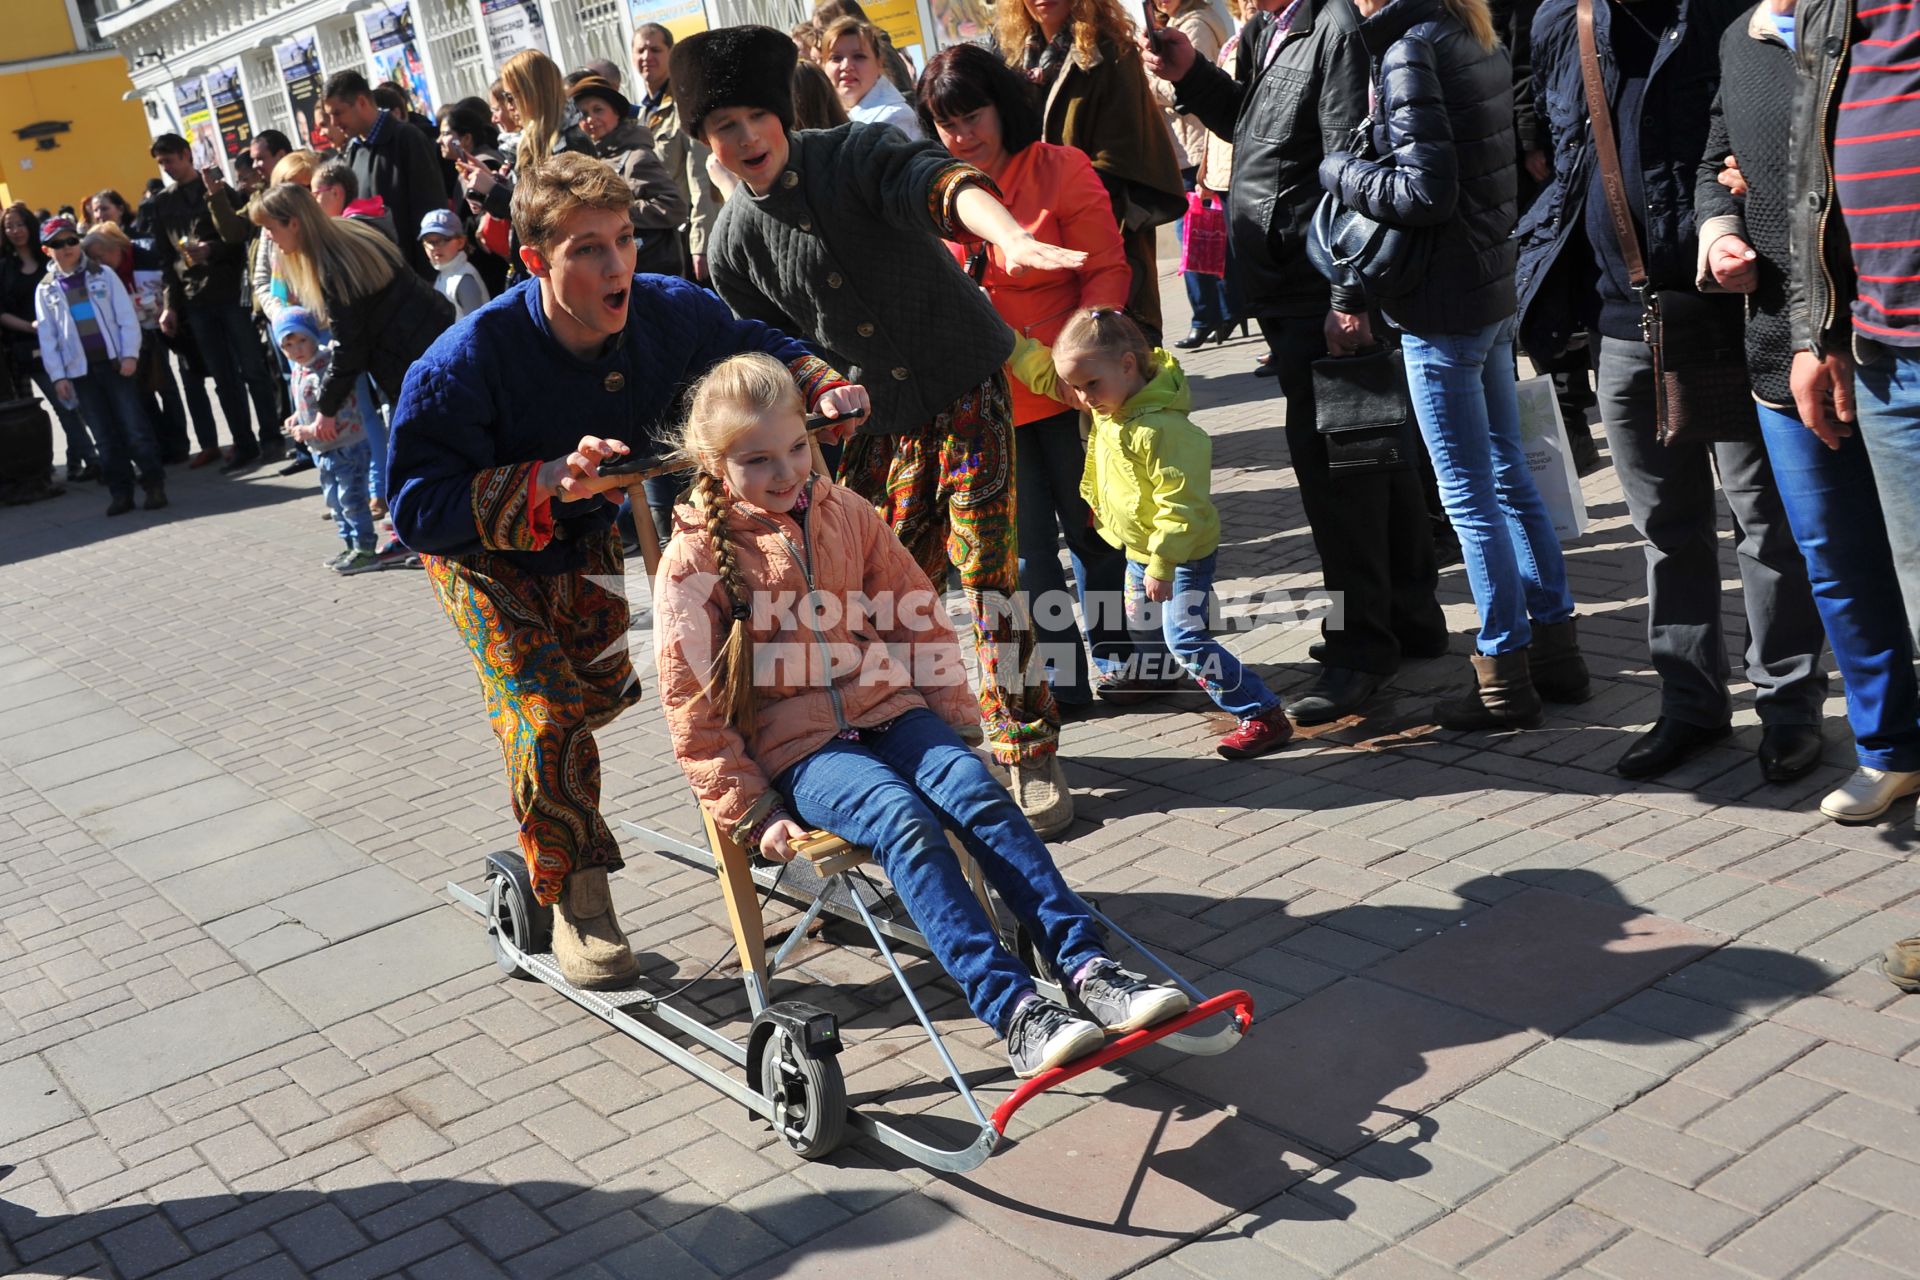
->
[1140,0,1165,49]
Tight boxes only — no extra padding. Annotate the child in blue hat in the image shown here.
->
[275,307,380,573]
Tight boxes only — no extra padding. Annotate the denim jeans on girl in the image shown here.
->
[775,708,1105,1035]
[71,363,161,497]
[316,438,377,551]
[1016,411,1135,703]
[1400,317,1575,655]
[1123,553,1281,720]
[1853,342,1920,644]
[1759,401,1920,772]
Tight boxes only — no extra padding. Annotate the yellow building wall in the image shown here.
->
[0,54,158,216]
[8,0,81,63]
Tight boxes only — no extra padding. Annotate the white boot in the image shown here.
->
[1010,754,1074,839]
[1820,767,1920,822]
[550,867,640,989]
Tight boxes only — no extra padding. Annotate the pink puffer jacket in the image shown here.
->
[654,477,980,842]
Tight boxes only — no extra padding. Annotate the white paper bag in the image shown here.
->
[1514,375,1588,540]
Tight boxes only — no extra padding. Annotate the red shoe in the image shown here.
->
[1216,707,1294,759]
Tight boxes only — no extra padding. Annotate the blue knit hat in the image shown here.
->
[271,307,323,349]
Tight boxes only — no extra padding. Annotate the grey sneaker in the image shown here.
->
[1005,997,1104,1078]
[321,548,355,571]
[1074,959,1190,1033]
[335,548,381,575]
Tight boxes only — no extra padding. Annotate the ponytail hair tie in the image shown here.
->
[730,600,751,622]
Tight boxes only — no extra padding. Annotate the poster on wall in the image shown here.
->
[858,0,931,74]
[173,78,221,171]
[276,33,324,148]
[929,0,992,48]
[627,0,705,42]
[480,0,548,63]
[361,2,435,116]
[206,62,253,164]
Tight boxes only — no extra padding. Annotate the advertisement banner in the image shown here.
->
[481,0,549,63]
[361,2,435,116]
[173,77,221,171]
[276,33,325,149]
[863,0,931,69]
[206,62,253,164]
[627,0,705,42]
[929,0,992,48]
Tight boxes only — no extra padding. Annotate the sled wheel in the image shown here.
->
[758,1024,847,1159]
[489,873,538,981]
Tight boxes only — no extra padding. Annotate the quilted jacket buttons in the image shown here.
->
[799,218,813,231]
[827,272,844,288]
[857,322,875,337]
[782,171,799,189]
[891,367,909,380]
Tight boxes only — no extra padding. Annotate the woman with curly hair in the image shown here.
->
[996,0,1183,339]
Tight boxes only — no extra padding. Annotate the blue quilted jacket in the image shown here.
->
[388,272,827,574]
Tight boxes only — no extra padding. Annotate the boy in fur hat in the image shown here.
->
[673,25,1090,837]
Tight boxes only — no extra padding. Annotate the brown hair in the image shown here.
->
[820,14,883,60]
[1054,307,1155,370]
[510,151,635,251]
[791,61,850,129]
[995,0,1138,75]
[669,352,808,735]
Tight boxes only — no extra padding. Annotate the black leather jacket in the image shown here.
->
[1320,0,1518,335]
[1174,0,1371,316]
[1785,0,1858,358]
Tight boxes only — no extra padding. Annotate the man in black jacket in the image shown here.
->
[1516,0,1825,782]
[323,70,448,280]
[148,133,284,471]
[1145,0,1447,724]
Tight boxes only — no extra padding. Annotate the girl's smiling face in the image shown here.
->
[721,407,813,513]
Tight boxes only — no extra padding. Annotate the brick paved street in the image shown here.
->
[3,266,1918,1280]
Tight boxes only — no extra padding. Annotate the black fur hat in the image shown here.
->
[669,26,799,141]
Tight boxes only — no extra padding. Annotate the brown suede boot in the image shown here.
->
[1883,937,1920,994]
[551,867,640,989]
[1530,618,1592,704]
[1434,650,1544,731]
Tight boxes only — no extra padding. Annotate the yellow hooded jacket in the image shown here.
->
[1011,338,1220,582]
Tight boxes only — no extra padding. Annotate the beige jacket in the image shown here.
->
[1150,0,1231,170]
[654,478,979,842]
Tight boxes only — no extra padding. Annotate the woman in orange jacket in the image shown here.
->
[919,44,1157,708]
[654,352,1190,1078]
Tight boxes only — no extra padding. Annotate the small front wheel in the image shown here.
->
[489,873,538,981]
[757,1025,847,1159]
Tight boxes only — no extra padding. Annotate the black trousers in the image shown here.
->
[1262,314,1446,675]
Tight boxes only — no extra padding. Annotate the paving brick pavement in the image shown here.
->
[2,262,1918,1279]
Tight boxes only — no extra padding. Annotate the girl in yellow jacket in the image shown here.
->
[653,352,1188,1077]
[1012,308,1292,759]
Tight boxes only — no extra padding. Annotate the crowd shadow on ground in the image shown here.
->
[0,1171,936,1279]
[0,458,316,568]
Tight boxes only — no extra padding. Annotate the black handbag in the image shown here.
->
[1312,345,1417,475]
[1307,117,1434,303]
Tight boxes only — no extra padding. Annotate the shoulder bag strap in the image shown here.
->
[1575,0,1648,290]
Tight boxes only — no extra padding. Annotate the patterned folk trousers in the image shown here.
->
[838,370,1059,763]
[424,527,642,906]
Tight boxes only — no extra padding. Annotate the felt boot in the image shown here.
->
[1434,650,1543,731]
[550,867,640,989]
[1011,753,1074,839]
[1883,936,1920,994]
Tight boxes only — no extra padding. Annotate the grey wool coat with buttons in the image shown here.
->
[707,122,1016,435]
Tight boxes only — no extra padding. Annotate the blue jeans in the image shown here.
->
[71,365,161,497]
[1016,411,1134,702]
[356,376,389,506]
[1402,318,1575,654]
[775,708,1105,1035]
[1123,554,1280,720]
[1854,341,1920,646]
[1758,401,1920,772]
[317,439,378,551]
[184,302,279,453]
[29,363,95,467]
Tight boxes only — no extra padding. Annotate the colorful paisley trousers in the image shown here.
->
[838,370,1059,763]
[424,527,641,906]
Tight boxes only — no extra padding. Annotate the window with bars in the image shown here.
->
[242,48,294,134]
